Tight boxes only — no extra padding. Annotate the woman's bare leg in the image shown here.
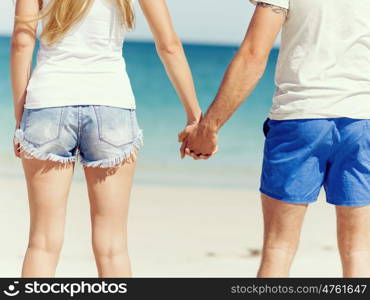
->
[84,162,136,278]
[21,159,74,277]
[336,205,370,277]
[257,194,308,277]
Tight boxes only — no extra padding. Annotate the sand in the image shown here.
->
[0,161,341,278]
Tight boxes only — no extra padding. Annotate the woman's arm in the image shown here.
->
[11,0,39,128]
[138,0,201,124]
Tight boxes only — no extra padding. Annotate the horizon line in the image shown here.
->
[0,35,280,49]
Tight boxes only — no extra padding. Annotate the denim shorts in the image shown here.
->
[14,105,143,168]
[261,118,370,207]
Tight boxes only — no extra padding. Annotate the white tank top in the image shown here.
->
[25,0,136,109]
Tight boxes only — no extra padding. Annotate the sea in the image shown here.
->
[0,36,278,189]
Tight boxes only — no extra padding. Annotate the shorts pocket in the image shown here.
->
[94,106,134,147]
[23,107,64,146]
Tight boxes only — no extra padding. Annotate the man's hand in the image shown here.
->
[178,122,218,160]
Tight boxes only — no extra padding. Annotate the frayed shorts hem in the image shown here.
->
[14,129,76,164]
[80,131,144,168]
[14,128,144,168]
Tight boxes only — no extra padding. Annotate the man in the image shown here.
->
[179,0,370,277]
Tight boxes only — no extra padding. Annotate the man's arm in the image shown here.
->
[181,3,287,158]
[203,3,287,132]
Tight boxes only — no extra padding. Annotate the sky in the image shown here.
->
[0,0,278,46]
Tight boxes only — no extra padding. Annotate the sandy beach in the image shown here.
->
[0,159,342,278]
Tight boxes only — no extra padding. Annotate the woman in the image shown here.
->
[180,0,370,277]
[11,0,201,277]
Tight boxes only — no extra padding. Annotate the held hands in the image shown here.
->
[178,116,218,160]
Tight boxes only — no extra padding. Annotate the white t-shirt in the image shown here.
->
[25,0,136,109]
[250,0,370,120]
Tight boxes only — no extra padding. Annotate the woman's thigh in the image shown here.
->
[22,158,74,244]
[84,162,136,244]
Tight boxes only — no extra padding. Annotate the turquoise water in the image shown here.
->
[0,36,278,188]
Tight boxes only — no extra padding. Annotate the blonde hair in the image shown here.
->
[20,0,134,45]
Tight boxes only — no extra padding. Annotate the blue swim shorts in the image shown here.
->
[14,105,143,168]
[260,118,370,206]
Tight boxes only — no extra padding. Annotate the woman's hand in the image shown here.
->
[178,111,203,159]
[13,123,22,158]
[178,119,200,159]
[13,140,21,158]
